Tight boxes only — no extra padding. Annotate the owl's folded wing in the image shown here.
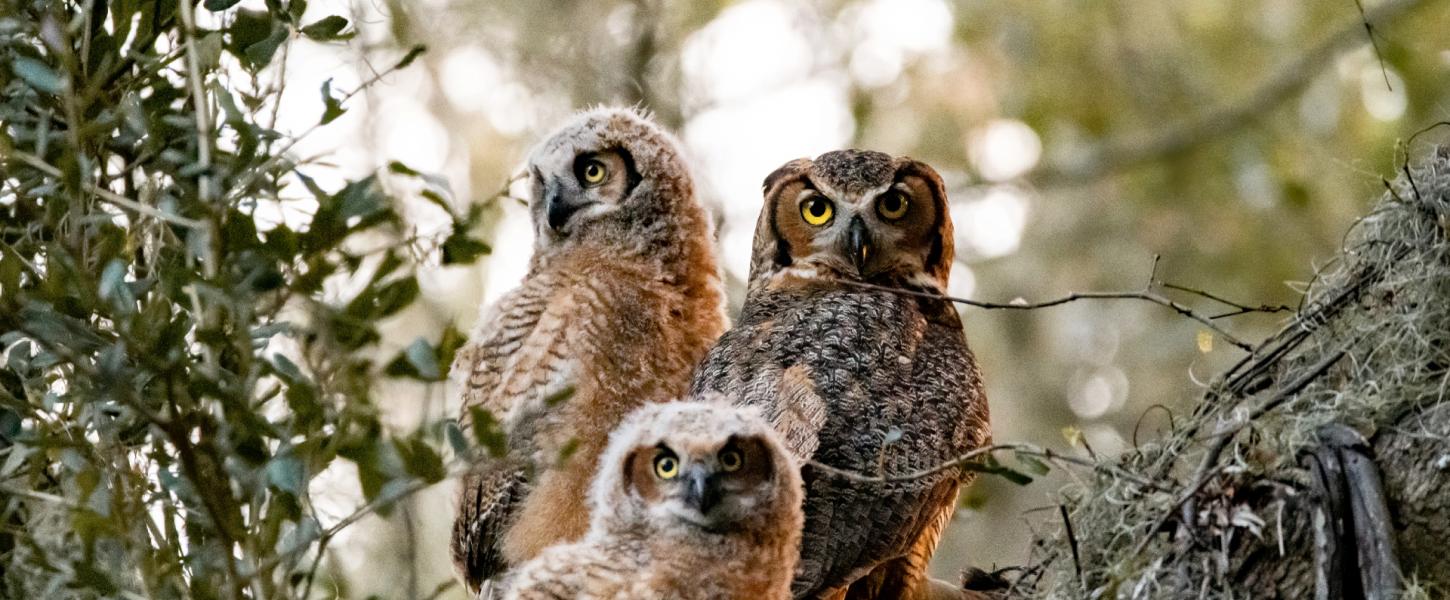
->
[768,364,829,461]
[451,277,582,593]
[796,328,988,597]
[452,463,530,595]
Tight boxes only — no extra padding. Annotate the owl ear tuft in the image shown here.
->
[762,158,813,194]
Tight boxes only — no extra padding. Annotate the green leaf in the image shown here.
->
[204,0,244,10]
[97,259,136,314]
[972,455,1033,486]
[277,516,320,556]
[543,385,575,407]
[555,438,580,465]
[266,454,306,496]
[395,45,427,69]
[12,56,67,94]
[436,326,466,377]
[468,407,508,457]
[300,15,351,41]
[1016,452,1051,476]
[388,161,421,177]
[403,338,440,379]
[384,337,441,381]
[288,0,309,23]
[243,24,289,68]
[395,436,445,483]
[366,276,419,318]
[196,32,225,71]
[337,175,385,221]
[444,420,468,456]
[270,353,306,384]
[419,189,455,218]
[319,78,345,125]
[71,561,119,595]
[441,231,491,265]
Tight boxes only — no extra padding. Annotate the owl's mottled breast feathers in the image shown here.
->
[691,279,987,596]
[693,149,988,599]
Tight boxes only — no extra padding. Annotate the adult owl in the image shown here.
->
[505,400,804,600]
[450,107,729,596]
[689,150,990,600]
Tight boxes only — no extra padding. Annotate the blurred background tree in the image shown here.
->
[4,0,1449,597]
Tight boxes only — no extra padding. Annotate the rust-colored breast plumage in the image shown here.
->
[448,108,728,596]
[451,253,725,593]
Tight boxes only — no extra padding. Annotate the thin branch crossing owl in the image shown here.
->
[690,150,990,600]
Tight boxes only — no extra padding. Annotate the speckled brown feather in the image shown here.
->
[691,150,989,600]
[450,108,728,595]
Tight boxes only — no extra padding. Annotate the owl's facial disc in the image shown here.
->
[535,149,635,235]
[628,436,774,532]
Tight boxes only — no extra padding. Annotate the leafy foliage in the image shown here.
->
[0,1,488,597]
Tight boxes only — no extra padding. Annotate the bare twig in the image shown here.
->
[1352,0,1393,91]
[837,278,1257,351]
[8,152,206,229]
[1132,404,1177,450]
[280,459,471,594]
[1127,348,1347,561]
[1059,504,1084,590]
[1159,283,1293,319]
[176,0,214,203]
[806,442,1168,492]
[225,46,426,203]
[0,484,79,508]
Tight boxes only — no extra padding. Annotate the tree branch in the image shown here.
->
[807,442,1168,492]
[1028,0,1423,187]
[838,273,1258,351]
[7,152,207,229]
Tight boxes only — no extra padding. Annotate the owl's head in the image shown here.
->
[592,400,802,539]
[525,107,701,254]
[750,150,954,291]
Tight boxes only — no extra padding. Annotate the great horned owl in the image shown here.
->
[450,107,729,596]
[690,150,990,600]
[504,400,804,600]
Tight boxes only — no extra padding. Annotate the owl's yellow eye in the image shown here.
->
[719,449,743,472]
[581,159,608,185]
[653,453,679,479]
[800,196,834,226]
[877,191,909,220]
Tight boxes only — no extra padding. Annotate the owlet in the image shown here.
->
[450,107,729,596]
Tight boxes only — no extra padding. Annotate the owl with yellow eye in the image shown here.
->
[449,107,729,597]
[504,400,804,600]
[691,150,990,600]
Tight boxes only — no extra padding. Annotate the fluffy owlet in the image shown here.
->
[450,107,729,596]
[690,150,990,599]
[504,400,804,600]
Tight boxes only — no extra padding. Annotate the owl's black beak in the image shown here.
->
[846,215,873,275]
[543,178,586,232]
[682,465,721,514]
